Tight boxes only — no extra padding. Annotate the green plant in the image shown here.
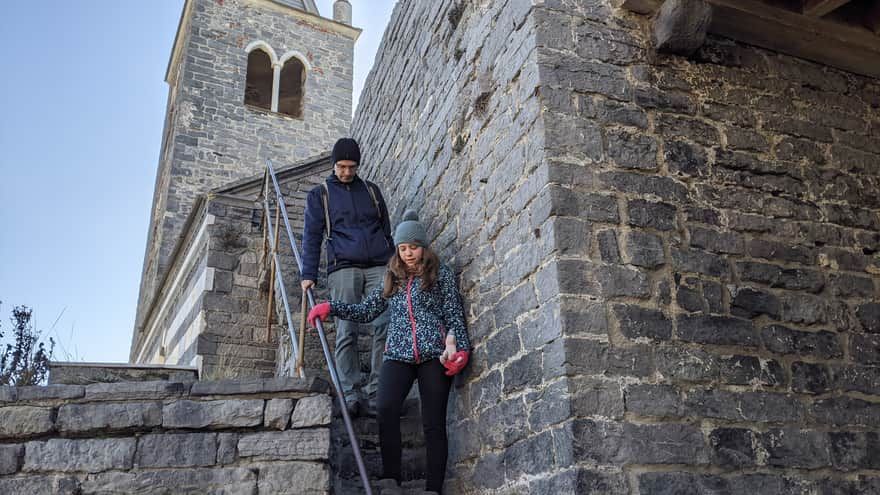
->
[0,303,55,386]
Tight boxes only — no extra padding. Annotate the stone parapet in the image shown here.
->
[0,377,333,494]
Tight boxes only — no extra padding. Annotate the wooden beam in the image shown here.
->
[618,0,880,79]
[802,0,852,18]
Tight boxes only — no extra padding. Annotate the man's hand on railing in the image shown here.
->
[301,279,316,292]
[308,302,331,327]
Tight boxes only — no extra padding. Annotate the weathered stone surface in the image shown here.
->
[653,0,713,55]
[709,427,756,467]
[256,461,330,494]
[57,402,162,433]
[135,433,218,468]
[573,420,708,464]
[857,303,880,333]
[82,467,256,494]
[0,475,80,495]
[84,381,186,401]
[264,398,293,430]
[677,314,757,347]
[48,363,197,385]
[758,428,831,469]
[762,325,842,359]
[0,443,23,475]
[290,395,333,428]
[163,399,263,429]
[0,406,54,438]
[612,304,672,341]
[217,433,239,465]
[24,438,135,473]
[238,429,330,460]
[0,386,15,403]
[15,385,84,401]
[623,231,665,268]
[190,377,328,396]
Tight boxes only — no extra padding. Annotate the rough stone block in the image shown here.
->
[256,461,330,494]
[607,128,658,170]
[684,389,805,423]
[0,475,80,495]
[573,420,708,465]
[0,386,15,402]
[689,226,745,255]
[762,325,841,359]
[528,379,577,429]
[812,396,880,427]
[717,354,785,386]
[0,406,54,438]
[612,304,672,341]
[82,467,256,494]
[265,398,294,430]
[163,399,264,429]
[563,339,654,377]
[653,0,713,55]
[677,314,757,347]
[24,437,135,473]
[710,427,757,467]
[503,352,542,394]
[665,139,708,178]
[135,432,217,468]
[597,230,621,263]
[856,303,880,333]
[84,381,186,401]
[851,334,880,365]
[238,428,330,461]
[829,432,880,470]
[15,385,85,401]
[730,286,780,319]
[623,231,665,268]
[57,402,162,434]
[832,364,880,396]
[624,383,682,417]
[758,428,831,469]
[217,433,239,465]
[290,395,332,428]
[0,443,23,475]
[627,199,677,230]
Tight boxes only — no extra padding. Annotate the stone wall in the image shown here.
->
[351,0,880,493]
[136,0,358,335]
[0,377,333,494]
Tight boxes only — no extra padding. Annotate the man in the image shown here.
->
[301,137,393,416]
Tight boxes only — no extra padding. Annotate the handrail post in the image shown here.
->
[263,159,373,495]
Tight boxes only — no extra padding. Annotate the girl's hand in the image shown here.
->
[443,351,469,376]
[440,333,457,364]
[307,302,331,327]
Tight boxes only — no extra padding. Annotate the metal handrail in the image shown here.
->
[260,159,373,495]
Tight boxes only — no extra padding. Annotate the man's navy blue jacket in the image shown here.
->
[301,173,394,281]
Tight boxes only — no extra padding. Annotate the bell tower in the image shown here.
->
[134,0,360,333]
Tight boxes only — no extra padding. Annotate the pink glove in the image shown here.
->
[443,351,469,376]
[308,302,331,327]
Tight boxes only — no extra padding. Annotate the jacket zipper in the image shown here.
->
[406,275,420,363]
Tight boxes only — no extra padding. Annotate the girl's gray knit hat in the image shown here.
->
[394,209,427,247]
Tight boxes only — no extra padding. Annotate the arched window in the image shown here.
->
[278,57,305,118]
[245,49,273,110]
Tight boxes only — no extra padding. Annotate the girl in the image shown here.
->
[309,209,470,494]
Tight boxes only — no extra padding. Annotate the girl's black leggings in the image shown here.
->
[376,358,452,493]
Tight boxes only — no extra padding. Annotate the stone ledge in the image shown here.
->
[190,376,329,396]
[48,362,198,385]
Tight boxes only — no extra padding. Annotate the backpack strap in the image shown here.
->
[320,183,331,241]
[365,181,383,222]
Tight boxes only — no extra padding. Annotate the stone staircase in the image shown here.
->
[331,336,433,495]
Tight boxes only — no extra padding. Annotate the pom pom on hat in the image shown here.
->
[394,209,428,247]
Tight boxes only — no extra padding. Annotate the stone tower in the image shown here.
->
[134,0,360,334]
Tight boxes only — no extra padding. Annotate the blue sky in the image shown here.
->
[0,1,394,363]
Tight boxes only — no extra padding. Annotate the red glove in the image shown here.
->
[307,302,331,327]
[443,351,469,376]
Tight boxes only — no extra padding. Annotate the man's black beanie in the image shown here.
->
[331,138,361,164]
